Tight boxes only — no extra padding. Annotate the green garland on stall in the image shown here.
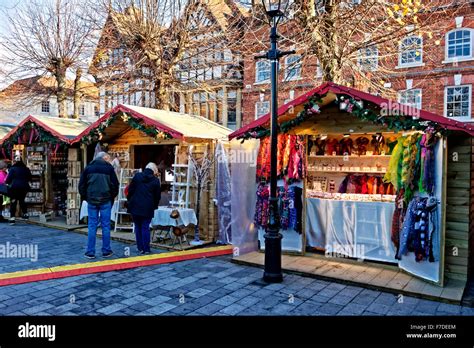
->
[2,121,66,158]
[237,94,325,141]
[238,93,451,140]
[334,94,450,136]
[80,112,173,145]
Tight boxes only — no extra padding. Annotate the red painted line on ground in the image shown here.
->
[0,247,232,287]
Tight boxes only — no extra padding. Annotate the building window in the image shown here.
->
[79,104,85,116]
[445,85,471,119]
[255,101,270,119]
[399,36,423,67]
[94,105,100,117]
[41,100,50,113]
[358,46,378,71]
[446,29,473,61]
[398,89,422,110]
[284,55,302,81]
[255,60,270,83]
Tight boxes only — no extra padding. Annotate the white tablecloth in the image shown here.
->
[80,202,197,227]
[151,207,197,227]
[80,201,119,222]
[305,197,397,262]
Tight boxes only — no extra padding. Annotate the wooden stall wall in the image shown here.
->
[445,134,471,282]
[177,142,219,242]
[103,127,219,242]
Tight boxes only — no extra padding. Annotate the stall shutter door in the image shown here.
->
[398,138,446,285]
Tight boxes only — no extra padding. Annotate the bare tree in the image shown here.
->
[240,0,470,96]
[0,0,100,118]
[91,0,247,112]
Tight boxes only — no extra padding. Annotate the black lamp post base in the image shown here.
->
[263,271,283,283]
[263,232,283,283]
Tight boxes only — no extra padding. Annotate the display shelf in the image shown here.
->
[308,155,391,159]
[308,169,386,174]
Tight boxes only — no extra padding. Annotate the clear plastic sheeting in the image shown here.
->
[215,141,232,245]
[230,138,259,256]
[306,198,397,263]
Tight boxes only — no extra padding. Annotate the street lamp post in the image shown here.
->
[256,0,295,283]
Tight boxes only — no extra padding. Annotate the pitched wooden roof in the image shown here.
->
[229,82,474,139]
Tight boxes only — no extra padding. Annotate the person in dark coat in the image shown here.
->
[79,152,119,259]
[127,162,161,254]
[5,156,32,225]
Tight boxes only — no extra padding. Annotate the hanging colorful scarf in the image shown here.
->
[288,187,298,230]
[256,137,271,181]
[383,136,405,190]
[392,188,406,258]
[279,186,290,230]
[282,135,293,174]
[296,136,306,180]
[419,130,437,194]
[254,183,270,227]
[277,134,287,177]
[401,133,422,202]
[386,136,398,155]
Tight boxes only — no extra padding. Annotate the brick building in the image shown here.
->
[91,0,248,130]
[241,4,474,126]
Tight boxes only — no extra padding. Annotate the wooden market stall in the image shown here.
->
[229,82,474,301]
[71,104,231,243]
[0,115,90,220]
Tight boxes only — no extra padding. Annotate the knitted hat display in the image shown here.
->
[313,138,327,155]
[355,137,370,155]
[371,134,385,155]
[325,139,340,155]
[339,138,353,155]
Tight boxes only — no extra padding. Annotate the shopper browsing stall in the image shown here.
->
[6,156,32,225]
[79,152,119,259]
[0,161,8,223]
[127,162,161,254]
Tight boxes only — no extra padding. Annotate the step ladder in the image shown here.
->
[170,146,193,208]
[114,168,141,233]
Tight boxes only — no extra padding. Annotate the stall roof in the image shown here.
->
[0,115,91,145]
[72,104,232,143]
[229,82,474,139]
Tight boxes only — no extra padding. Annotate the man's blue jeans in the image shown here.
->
[87,201,112,255]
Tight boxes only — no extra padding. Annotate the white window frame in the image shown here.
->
[444,84,472,120]
[284,55,302,81]
[255,60,271,84]
[398,88,422,110]
[444,28,474,63]
[358,46,379,72]
[398,35,424,68]
[255,101,270,119]
[79,104,85,116]
[41,100,50,113]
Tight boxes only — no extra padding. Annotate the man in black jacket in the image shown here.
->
[6,156,32,225]
[79,152,119,259]
[127,162,161,254]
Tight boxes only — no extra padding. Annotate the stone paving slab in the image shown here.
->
[0,222,164,273]
[0,225,472,317]
[233,251,467,304]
